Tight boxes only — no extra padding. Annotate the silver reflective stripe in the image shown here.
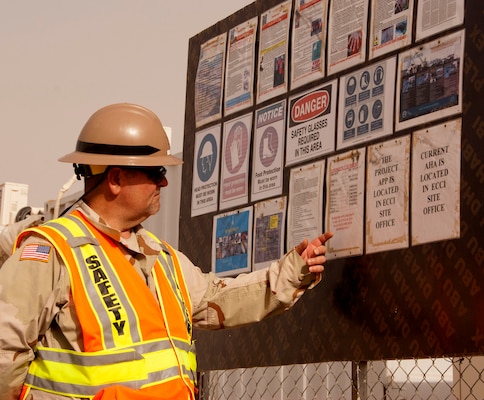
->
[156,243,192,335]
[36,347,143,366]
[130,337,191,354]
[148,365,183,384]
[26,374,141,397]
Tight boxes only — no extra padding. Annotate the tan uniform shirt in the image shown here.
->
[0,202,318,400]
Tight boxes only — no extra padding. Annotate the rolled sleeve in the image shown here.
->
[177,248,320,330]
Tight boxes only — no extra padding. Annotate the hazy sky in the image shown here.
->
[0,1,253,207]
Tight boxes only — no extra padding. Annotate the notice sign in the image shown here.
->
[191,126,221,217]
[337,57,396,150]
[220,113,252,210]
[286,81,337,166]
[411,118,461,245]
[366,135,410,254]
[252,100,286,202]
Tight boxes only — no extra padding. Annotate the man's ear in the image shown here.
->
[106,167,122,195]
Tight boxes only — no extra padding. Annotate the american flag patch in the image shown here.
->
[20,244,52,262]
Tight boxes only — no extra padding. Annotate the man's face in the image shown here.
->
[118,167,167,223]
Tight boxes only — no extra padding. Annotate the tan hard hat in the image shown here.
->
[59,103,183,166]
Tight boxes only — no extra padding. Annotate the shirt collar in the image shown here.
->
[76,201,160,254]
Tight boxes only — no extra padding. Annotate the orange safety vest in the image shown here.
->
[16,210,196,400]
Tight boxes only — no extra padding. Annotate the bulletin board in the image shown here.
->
[178,0,483,370]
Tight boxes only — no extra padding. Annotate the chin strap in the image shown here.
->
[59,166,109,217]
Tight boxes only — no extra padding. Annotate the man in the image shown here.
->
[0,103,333,400]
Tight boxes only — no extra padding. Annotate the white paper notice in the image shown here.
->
[416,0,464,41]
[290,0,328,89]
[287,161,325,250]
[220,113,252,210]
[252,100,286,202]
[337,57,396,150]
[191,125,221,217]
[195,33,226,128]
[327,0,368,75]
[366,135,410,254]
[286,81,337,166]
[225,17,258,116]
[411,118,461,245]
[369,0,414,60]
[253,196,287,271]
[326,148,366,258]
[257,1,292,104]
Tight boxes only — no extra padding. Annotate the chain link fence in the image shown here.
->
[198,356,484,399]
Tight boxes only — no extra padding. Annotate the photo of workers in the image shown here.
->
[213,206,253,277]
[396,29,464,130]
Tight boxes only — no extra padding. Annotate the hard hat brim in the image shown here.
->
[58,150,183,166]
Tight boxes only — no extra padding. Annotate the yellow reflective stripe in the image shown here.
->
[30,351,146,387]
[25,345,196,397]
[143,348,187,375]
[136,337,196,381]
[175,346,197,382]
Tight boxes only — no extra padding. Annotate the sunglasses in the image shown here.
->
[120,166,167,184]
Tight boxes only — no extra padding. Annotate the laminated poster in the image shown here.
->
[213,206,253,277]
[369,0,414,60]
[251,100,286,202]
[220,113,252,210]
[416,0,464,41]
[225,17,258,116]
[337,56,396,150]
[191,125,221,217]
[195,33,227,128]
[286,81,337,167]
[257,1,292,104]
[287,161,324,250]
[290,0,328,89]
[253,196,286,271]
[396,29,464,132]
[327,0,368,75]
[366,135,410,254]
[325,148,366,259]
